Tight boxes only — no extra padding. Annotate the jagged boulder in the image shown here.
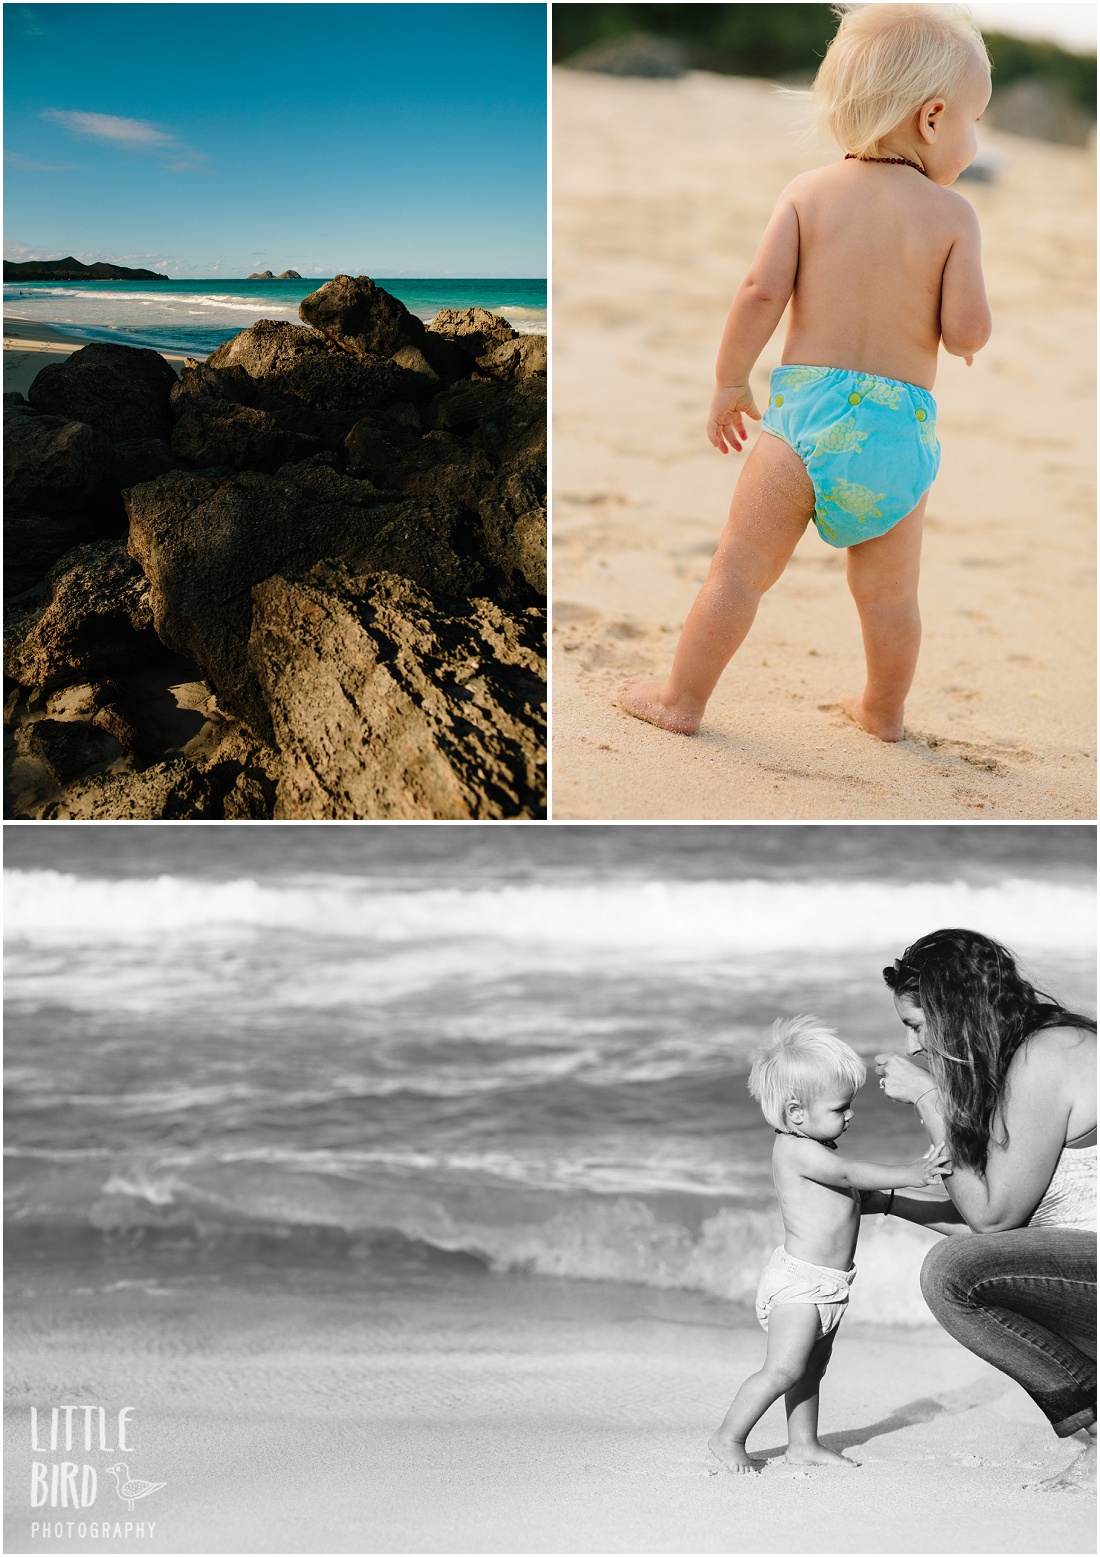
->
[299,274,425,358]
[383,432,495,510]
[5,410,109,514]
[249,564,546,819]
[15,717,122,786]
[476,334,547,381]
[207,320,422,441]
[169,362,255,420]
[5,511,98,595]
[429,307,517,358]
[4,540,157,688]
[170,402,326,472]
[478,463,546,597]
[207,319,332,380]
[124,463,483,736]
[41,759,217,820]
[27,342,178,441]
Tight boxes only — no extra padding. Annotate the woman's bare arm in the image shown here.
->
[877,1029,1084,1233]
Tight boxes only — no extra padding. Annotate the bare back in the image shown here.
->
[781,161,975,390]
[771,1139,861,1270]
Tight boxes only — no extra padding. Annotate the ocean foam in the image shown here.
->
[5,870,1094,956]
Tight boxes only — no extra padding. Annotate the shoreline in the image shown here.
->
[3,1267,1093,1554]
[4,318,200,397]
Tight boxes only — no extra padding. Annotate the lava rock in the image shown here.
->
[4,540,157,688]
[429,307,517,358]
[15,717,122,785]
[5,511,99,595]
[249,564,546,820]
[42,758,217,820]
[476,334,547,381]
[28,342,178,441]
[5,411,109,515]
[170,402,327,472]
[124,463,482,737]
[299,273,426,358]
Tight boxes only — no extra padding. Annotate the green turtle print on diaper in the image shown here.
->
[852,375,904,410]
[809,414,869,459]
[818,477,886,524]
[778,365,831,395]
[760,363,941,548]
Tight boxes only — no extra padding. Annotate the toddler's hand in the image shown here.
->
[911,1143,952,1186]
[707,384,761,454]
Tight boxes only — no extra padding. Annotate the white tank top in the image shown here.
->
[1028,1143,1097,1232]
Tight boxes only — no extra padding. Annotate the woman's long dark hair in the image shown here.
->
[883,928,1096,1172]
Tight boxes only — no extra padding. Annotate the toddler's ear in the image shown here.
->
[785,1097,804,1124]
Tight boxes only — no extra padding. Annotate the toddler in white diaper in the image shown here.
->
[709,1016,951,1474]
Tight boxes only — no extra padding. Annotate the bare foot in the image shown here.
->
[616,679,702,736]
[784,1443,858,1469]
[708,1432,760,1475]
[1026,1435,1096,1493]
[840,693,905,744]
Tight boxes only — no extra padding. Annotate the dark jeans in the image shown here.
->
[921,1229,1097,1437]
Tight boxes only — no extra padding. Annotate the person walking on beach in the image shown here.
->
[618,4,991,742]
[709,1017,951,1473]
[877,929,1097,1491]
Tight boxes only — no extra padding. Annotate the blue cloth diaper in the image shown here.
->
[761,364,941,548]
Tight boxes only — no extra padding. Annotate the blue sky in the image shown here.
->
[4,2,546,277]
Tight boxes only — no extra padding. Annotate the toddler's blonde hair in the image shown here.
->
[814,3,990,159]
[748,1015,866,1130]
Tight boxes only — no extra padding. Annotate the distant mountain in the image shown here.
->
[4,256,169,281]
[248,269,302,280]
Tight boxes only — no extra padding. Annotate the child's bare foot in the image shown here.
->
[840,693,905,744]
[616,679,703,736]
[1026,1435,1096,1492]
[708,1432,760,1474]
[784,1443,858,1469]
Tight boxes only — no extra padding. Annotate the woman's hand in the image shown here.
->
[875,1051,933,1105]
[706,383,761,454]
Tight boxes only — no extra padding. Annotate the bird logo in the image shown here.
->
[105,1463,167,1513]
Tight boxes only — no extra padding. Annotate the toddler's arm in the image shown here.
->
[708,188,800,453]
[788,1138,951,1192]
[939,195,991,365]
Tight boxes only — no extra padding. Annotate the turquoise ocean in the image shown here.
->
[2,276,546,358]
[4,826,1094,1324]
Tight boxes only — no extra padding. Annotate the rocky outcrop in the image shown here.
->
[5,410,108,515]
[124,462,485,737]
[247,270,275,280]
[276,270,302,280]
[5,275,546,818]
[4,540,157,688]
[28,342,178,441]
[250,566,546,819]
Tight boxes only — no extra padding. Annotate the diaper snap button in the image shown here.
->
[848,392,862,405]
[915,408,927,421]
[774,394,784,407]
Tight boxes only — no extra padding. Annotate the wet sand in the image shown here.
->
[3,1272,1093,1554]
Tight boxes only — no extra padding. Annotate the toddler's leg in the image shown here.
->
[618,433,813,735]
[709,1303,821,1473]
[783,1327,856,1467]
[841,496,926,743]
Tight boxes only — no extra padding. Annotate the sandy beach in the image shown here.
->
[551,70,1096,819]
[3,1268,1094,1555]
[4,318,198,398]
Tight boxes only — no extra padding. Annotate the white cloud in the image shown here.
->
[41,109,209,173]
[5,150,79,172]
